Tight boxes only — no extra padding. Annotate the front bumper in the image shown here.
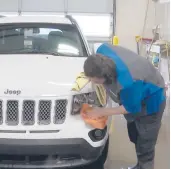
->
[0,138,105,168]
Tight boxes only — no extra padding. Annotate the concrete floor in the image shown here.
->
[105,99,170,169]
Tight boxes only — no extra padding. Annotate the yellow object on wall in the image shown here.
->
[135,36,142,42]
[112,36,119,46]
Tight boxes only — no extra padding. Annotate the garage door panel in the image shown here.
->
[22,0,65,12]
[0,0,113,14]
[67,0,113,13]
[0,0,19,12]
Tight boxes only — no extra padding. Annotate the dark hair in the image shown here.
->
[84,54,117,84]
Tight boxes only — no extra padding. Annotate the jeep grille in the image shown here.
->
[38,100,52,125]
[22,100,35,125]
[6,100,19,125]
[0,99,67,126]
[54,100,68,124]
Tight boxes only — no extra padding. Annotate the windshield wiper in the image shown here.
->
[0,48,35,54]
[30,50,83,57]
[24,50,60,56]
[0,49,60,56]
[0,49,85,57]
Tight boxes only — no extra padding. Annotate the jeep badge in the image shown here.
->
[4,89,21,95]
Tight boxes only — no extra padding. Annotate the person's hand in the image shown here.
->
[85,107,106,119]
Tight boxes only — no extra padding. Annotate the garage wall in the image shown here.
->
[116,0,170,52]
[155,2,170,40]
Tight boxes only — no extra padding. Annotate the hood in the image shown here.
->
[0,54,89,97]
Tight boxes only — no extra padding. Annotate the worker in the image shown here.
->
[83,43,166,169]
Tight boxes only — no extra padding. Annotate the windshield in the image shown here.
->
[0,23,88,57]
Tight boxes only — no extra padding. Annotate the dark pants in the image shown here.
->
[127,101,166,169]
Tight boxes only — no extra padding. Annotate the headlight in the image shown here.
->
[71,92,101,115]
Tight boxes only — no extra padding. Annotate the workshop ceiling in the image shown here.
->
[0,0,113,14]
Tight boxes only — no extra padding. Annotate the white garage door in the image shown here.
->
[0,0,113,14]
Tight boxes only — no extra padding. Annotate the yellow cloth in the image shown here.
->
[71,72,107,106]
[72,72,109,129]
[72,72,89,91]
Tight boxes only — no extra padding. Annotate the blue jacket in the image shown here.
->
[97,43,165,117]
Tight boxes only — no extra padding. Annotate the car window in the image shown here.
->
[0,23,88,57]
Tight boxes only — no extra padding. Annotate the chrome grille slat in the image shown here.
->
[38,100,51,125]
[22,100,35,125]
[6,100,19,126]
[54,100,67,124]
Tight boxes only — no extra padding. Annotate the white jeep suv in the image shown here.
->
[0,15,112,168]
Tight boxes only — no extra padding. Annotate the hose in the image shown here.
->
[146,25,159,60]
